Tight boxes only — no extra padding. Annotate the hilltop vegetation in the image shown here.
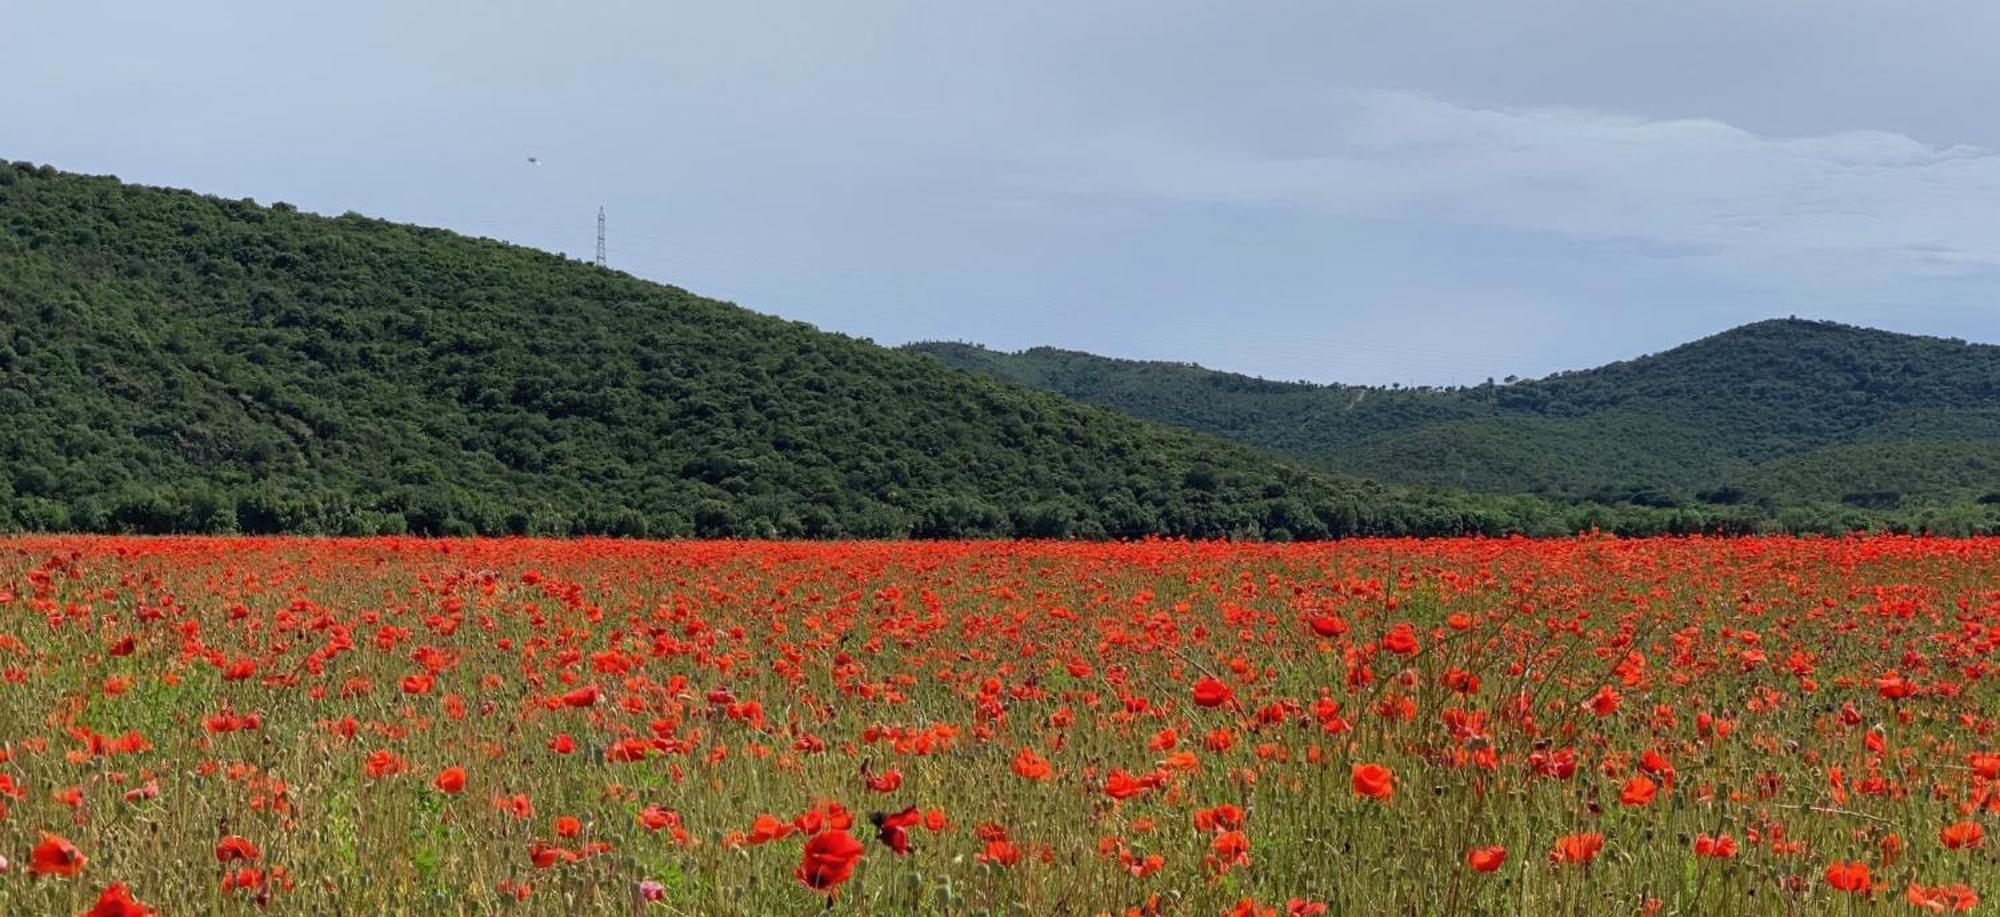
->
[0,161,1640,540]
[3,162,1990,538]
[908,321,2000,531]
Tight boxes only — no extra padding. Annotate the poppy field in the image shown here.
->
[2,535,1998,915]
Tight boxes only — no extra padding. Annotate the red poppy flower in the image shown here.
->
[746,813,795,845]
[30,832,87,877]
[796,828,864,893]
[1194,804,1246,833]
[863,768,903,793]
[639,805,684,833]
[1825,861,1871,893]
[528,840,579,869]
[434,766,466,794]
[214,835,261,862]
[1192,675,1234,709]
[1693,834,1738,858]
[1530,747,1579,780]
[1209,830,1251,872]
[1011,747,1052,781]
[1351,763,1394,801]
[1637,749,1675,787]
[1875,672,1917,701]
[1381,623,1420,656]
[977,838,1022,867]
[363,749,405,779]
[1548,833,1603,866]
[83,883,156,917]
[1103,768,1164,800]
[1907,883,1979,912]
[1619,775,1658,807]
[1465,846,1506,872]
[1940,821,1984,850]
[871,805,921,854]
[220,867,264,894]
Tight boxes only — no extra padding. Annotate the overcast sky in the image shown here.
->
[8,1,2000,384]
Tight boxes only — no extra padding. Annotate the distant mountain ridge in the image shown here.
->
[906,320,2000,512]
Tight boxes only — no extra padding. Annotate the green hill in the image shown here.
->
[0,160,1629,539]
[906,321,2000,513]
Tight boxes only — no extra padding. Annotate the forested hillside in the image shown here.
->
[0,161,1618,539]
[908,320,2000,526]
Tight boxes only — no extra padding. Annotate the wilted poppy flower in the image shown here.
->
[29,833,86,877]
[1465,846,1506,872]
[796,828,864,893]
[1351,763,1394,801]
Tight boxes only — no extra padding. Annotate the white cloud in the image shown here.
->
[1030,90,2000,275]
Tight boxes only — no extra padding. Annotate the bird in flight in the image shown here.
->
[526,156,541,166]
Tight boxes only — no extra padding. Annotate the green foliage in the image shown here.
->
[908,320,2000,531]
[0,160,1650,539]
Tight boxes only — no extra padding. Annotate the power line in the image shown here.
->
[595,205,607,268]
